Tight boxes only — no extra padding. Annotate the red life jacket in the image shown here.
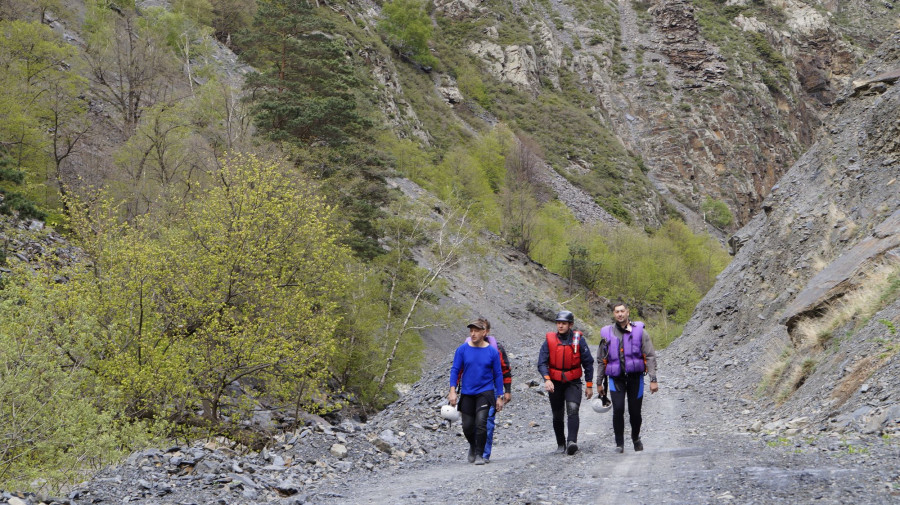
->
[546,331,583,382]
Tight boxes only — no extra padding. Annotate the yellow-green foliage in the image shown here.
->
[57,154,353,422]
[532,217,730,324]
[378,0,436,67]
[0,270,162,494]
[529,201,580,271]
[382,127,513,233]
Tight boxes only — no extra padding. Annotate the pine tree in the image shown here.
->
[238,0,369,145]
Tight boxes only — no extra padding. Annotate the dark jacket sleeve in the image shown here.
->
[537,340,550,379]
[497,343,512,394]
[579,336,594,387]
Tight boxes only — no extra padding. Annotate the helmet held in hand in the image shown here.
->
[591,396,612,413]
[441,404,461,421]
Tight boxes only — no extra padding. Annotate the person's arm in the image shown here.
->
[580,336,594,399]
[642,330,659,393]
[449,346,463,405]
[492,349,504,411]
[596,339,609,396]
[537,340,554,393]
[497,343,512,402]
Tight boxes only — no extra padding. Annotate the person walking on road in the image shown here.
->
[597,301,658,453]
[537,310,594,455]
[479,319,511,463]
[449,318,505,465]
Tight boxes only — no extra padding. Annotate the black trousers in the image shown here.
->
[459,391,494,456]
[548,380,582,445]
[610,373,644,447]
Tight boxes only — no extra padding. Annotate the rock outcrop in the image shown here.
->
[671,31,900,439]
[467,41,540,91]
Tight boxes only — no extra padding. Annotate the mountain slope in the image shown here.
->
[670,29,900,438]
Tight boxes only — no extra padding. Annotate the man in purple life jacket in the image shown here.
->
[596,301,658,453]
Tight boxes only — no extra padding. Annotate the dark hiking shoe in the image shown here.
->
[468,447,476,463]
[566,441,579,455]
[474,456,486,465]
[615,445,624,453]
[556,444,566,454]
[633,439,643,451]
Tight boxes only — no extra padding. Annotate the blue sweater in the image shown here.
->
[450,343,504,396]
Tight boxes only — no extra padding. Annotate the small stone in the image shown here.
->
[330,443,348,459]
[274,480,299,497]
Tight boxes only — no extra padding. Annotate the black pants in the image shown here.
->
[610,373,644,447]
[548,380,582,446]
[459,391,494,456]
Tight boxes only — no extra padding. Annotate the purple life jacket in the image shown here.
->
[466,335,498,352]
[601,322,645,377]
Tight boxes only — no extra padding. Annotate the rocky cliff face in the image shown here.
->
[599,0,895,227]
[670,30,900,438]
[374,0,897,230]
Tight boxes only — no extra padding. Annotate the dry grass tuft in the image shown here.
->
[794,260,900,351]
[831,355,880,406]
[764,260,900,402]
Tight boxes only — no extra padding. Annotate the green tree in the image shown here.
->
[501,140,543,253]
[700,196,734,228]
[206,0,257,47]
[378,0,436,67]
[0,20,86,217]
[82,1,178,135]
[0,265,160,494]
[61,154,353,425]
[239,0,369,145]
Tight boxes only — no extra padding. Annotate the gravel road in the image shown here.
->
[302,351,899,505]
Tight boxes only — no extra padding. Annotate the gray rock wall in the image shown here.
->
[670,31,900,438]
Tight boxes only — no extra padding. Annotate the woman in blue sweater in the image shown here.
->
[448,318,505,465]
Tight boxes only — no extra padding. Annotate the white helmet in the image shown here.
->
[440,404,461,422]
[591,396,611,414]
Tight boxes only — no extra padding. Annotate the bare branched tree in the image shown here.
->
[501,139,545,253]
[82,6,177,135]
[376,206,473,393]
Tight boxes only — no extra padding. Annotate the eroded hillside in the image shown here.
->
[372,0,897,229]
[671,29,900,438]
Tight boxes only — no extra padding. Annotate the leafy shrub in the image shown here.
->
[379,0,437,67]
[0,271,163,494]
[700,196,734,228]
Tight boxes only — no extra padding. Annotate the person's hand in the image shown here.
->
[544,379,554,393]
[496,397,504,412]
[650,381,659,394]
[503,392,511,405]
[448,389,457,406]
[585,386,593,399]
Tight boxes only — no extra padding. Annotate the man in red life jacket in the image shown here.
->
[537,310,594,455]
[596,301,658,453]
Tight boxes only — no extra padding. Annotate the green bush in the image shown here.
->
[700,196,734,228]
[379,0,437,67]
[530,217,730,324]
[0,271,163,494]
